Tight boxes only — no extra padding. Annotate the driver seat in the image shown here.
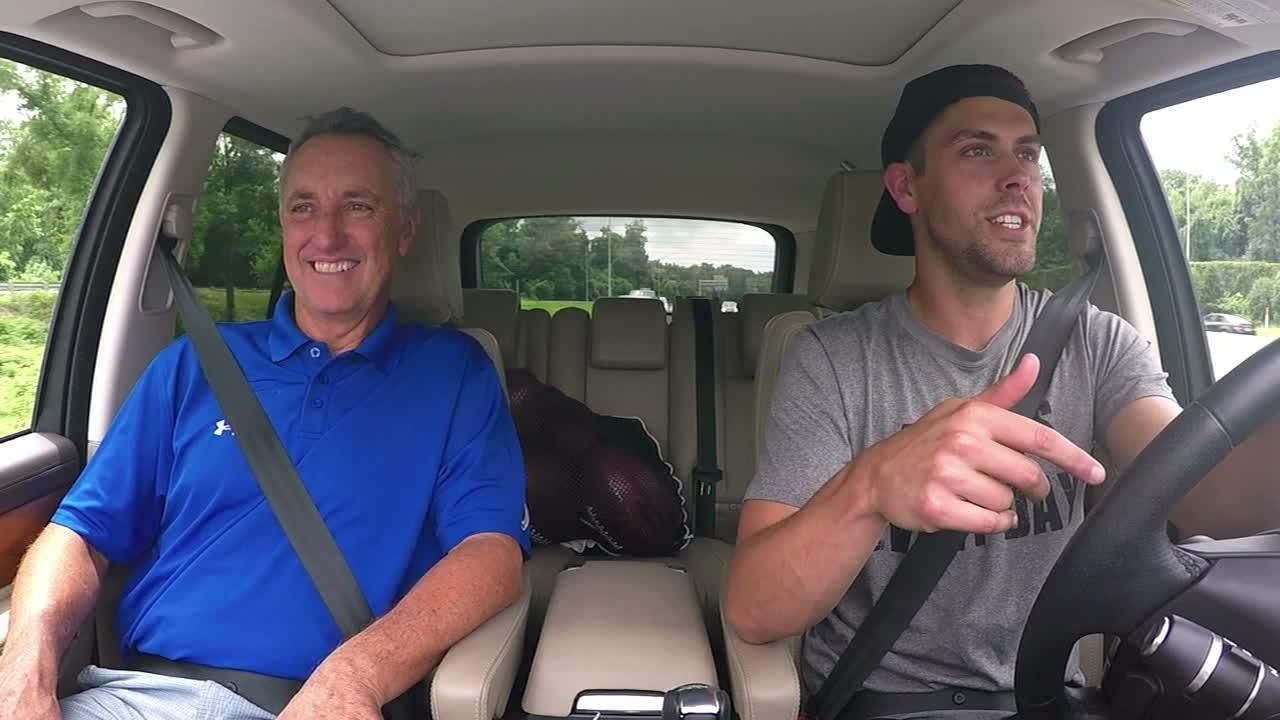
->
[721,171,913,720]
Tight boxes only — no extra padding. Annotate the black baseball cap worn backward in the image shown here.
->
[871,64,1042,256]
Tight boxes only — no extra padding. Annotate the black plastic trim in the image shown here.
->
[224,116,290,155]
[1097,50,1280,403]
[0,32,171,463]
[459,215,798,295]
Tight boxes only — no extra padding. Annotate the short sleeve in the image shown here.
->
[50,342,181,565]
[746,327,854,508]
[1086,306,1178,444]
[428,339,531,556]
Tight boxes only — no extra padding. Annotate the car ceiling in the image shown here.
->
[4,0,1280,233]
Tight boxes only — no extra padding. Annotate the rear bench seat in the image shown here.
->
[532,298,732,628]
[462,288,552,384]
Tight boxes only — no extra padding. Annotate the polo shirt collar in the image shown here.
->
[268,292,402,373]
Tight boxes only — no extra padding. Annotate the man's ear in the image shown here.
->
[398,205,421,257]
[884,162,919,215]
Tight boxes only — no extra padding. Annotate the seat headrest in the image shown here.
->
[462,288,520,364]
[591,298,667,371]
[739,294,812,377]
[811,172,915,311]
[391,189,461,325]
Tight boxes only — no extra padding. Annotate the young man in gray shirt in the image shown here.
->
[724,65,1186,718]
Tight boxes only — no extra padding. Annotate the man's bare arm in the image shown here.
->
[0,524,108,698]
[283,532,523,714]
[726,476,887,644]
[1104,394,1274,538]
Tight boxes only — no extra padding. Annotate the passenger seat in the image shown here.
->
[387,189,533,720]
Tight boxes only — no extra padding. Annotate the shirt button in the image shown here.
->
[312,398,324,409]
[309,347,321,358]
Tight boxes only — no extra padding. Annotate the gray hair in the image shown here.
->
[281,106,419,215]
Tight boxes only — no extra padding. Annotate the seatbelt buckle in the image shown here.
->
[692,467,723,492]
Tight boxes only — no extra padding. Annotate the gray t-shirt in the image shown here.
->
[747,283,1176,708]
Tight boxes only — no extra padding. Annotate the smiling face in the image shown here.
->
[279,133,415,332]
[887,96,1044,285]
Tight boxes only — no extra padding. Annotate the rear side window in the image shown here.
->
[1023,153,1071,292]
[0,58,125,438]
[183,132,285,325]
[477,216,777,313]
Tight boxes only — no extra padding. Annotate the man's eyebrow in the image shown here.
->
[948,129,998,145]
[947,129,1043,147]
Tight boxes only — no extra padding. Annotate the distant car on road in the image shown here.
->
[1203,312,1256,335]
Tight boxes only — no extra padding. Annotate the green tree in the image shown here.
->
[188,135,282,320]
[1033,170,1069,271]
[0,59,123,277]
[1160,169,1244,261]
[1233,127,1280,261]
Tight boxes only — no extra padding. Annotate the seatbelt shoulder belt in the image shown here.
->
[690,297,722,538]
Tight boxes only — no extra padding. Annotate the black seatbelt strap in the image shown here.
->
[156,238,421,719]
[811,258,1102,720]
[690,297,723,538]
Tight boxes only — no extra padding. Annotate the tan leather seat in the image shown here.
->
[458,289,554,388]
[384,189,535,720]
[717,294,813,540]
[724,172,913,720]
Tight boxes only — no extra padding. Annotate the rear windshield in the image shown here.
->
[476,216,777,313]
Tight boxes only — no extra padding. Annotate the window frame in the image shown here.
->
[1097,49,1280,404]
[459,215,797,296]
[0,32,170,454]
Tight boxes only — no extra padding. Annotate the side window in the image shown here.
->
[1141,77,1280,378]
[183,132,284,325]
[1024,153,1072,292]
[478,216,777,313]
[0,59,125,438]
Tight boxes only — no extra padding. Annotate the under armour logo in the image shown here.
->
[214,419,234,437]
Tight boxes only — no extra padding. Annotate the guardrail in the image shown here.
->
[0,281,60,294]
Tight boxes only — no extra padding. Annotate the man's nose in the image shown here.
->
[998,151,1032,192]
[311,206,346,249]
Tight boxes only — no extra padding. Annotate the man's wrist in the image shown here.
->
[1,629,62,694]
[314,644,391,706]
[836,461,885,529]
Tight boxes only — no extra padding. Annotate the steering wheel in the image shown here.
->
[1014,332,1280,717]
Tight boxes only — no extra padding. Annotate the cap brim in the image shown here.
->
[870,191,915,256]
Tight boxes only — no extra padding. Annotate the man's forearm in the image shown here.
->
[319,533,524,706]
[726,465,886,644]
[2,524,108,687]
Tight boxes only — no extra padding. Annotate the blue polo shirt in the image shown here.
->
[52,293,529,680]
